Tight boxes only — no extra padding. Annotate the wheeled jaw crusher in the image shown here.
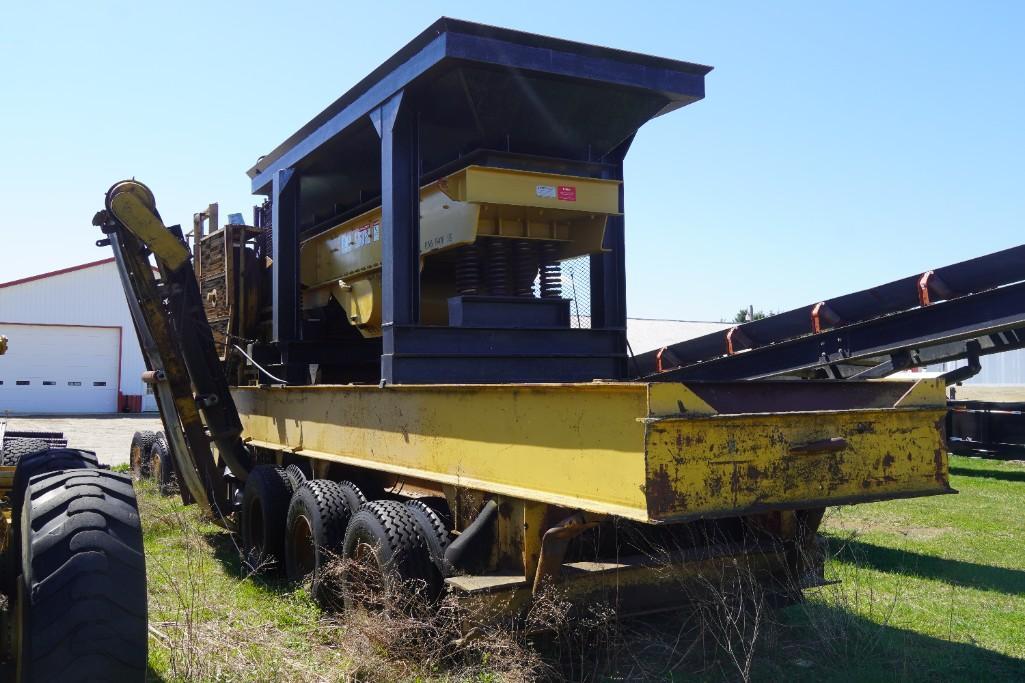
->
[96,19,988,626]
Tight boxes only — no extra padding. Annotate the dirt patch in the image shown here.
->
[824,514,951,541]
[3,414,162,466]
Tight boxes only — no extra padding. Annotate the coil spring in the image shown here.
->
[485,238,510,296]
[512,240,539,297]
[538,241,562,298]
[455,244,481,295]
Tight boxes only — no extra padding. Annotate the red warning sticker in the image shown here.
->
[557,185,577,202]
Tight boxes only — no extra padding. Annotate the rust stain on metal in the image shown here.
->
[647,465,679,516]
[707,471,724,498]
[934,448,947,484]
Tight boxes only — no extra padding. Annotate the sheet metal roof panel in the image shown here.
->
[248,18,711,194]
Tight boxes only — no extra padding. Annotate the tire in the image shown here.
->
[336,480,368,514]
[148,436,176,496]
[240,465,292,574]
[1,438,50,467]
[129,430,158,480]
[12,448,98,542]
[405,499,454,588]
[6,448,98,597]
[284,463,309,492]
[4,430,63,440]
[4,431,67,449]
[17,468,147,681]
[341,500,434,610]
[285,480,359,608]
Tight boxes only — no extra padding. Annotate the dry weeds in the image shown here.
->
[139,488,903,682]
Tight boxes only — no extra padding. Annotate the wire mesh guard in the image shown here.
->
[560,256,591,329]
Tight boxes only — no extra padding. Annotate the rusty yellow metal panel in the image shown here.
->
[644,406,952,522]
[233,379,953,523]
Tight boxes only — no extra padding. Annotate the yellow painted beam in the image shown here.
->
[233,380,952,523]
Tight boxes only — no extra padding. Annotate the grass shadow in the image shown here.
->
[145,664,168,682]
[951,466,1025,483]
[560,598,1025,681]
[826,537,1025,596]
[763,601,1025,682]
[201,529,297,596]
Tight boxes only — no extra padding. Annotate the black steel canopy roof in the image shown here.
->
[248,17,712,196]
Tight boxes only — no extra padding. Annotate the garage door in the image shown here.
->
[0,325,119,414]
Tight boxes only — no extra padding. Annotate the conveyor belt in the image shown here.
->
[637,244,1025,382]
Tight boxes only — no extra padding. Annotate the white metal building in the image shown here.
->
[0,258,156,414]
[627,317,731,355]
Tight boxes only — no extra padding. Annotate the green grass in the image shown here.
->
[139,483,354,682]
[754,455,1025,682]
[139,455,1025,681]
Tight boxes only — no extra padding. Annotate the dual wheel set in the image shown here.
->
[128,429,176,495]
[131,428,456,608]
[0,438,147,682]
[239,463,453,609]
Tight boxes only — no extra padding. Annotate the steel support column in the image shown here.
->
[590,136,632,378]
[270,168,308,383]
[271,168,299,345]
[371,91,421,383]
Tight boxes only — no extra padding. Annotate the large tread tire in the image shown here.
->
[1,438,50,467]
[6,449,99,597]
[148,436,176,496]
[18,468,147,682]
[240,465,292,574]
[405,499,454,589]
[341,500,434,610]
[12,448,98,541]
[128,430,158,480]
[285,480,358,608]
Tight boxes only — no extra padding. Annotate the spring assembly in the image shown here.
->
[485,238,511,296]
[512,240,539,297]
[455,244,482,295]
[538,241,562,298]
[255,199,273,258]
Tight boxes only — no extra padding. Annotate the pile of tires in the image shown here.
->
[239,464,454,610]
[0,437,147,681]
[2,430,68,449]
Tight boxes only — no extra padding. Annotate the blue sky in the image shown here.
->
[1,2,1021,321]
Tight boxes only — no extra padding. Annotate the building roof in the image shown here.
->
[0,258,116,289]
[627,317,730,354]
